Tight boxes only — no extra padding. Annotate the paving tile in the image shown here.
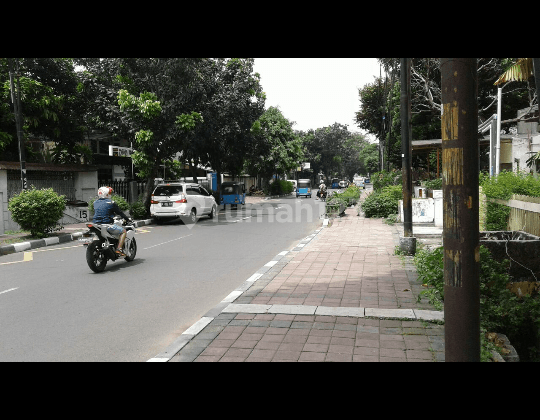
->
[299,351,326,362]
[325,352,353,362]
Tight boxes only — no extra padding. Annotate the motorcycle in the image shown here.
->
[320,190,327,201]
[79,216,137,273]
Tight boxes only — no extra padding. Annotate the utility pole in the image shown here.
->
[8,58,27,191]
[440,58,480,362]
[399,58,415,255]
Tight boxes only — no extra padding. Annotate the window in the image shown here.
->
[154,186,183,196]
[186,186,199,195]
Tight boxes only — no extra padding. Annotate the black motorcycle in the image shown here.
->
[80,217,137,273]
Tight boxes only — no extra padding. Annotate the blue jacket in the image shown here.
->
[93,198,129,224]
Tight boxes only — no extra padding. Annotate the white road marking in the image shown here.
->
[143,234,192,250]
[0,287,18,295]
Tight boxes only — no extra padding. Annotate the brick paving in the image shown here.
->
[169,198,445,362]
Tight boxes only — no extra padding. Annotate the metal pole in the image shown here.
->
[490,116,497,178]
[401,58,413,238]
[440,58,480,362]
[8,58,27,190]
[496,87,502,176]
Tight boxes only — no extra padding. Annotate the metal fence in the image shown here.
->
[7,170,76,201]
[98,180,147,203]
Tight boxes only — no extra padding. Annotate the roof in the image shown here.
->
[412,137,507,151]
[0,161,100,172]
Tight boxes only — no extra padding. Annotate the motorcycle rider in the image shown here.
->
[93,186,132,257]
[318,181,327,200]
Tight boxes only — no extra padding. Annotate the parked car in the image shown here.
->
[150,182,217,224]
[354,179,365,189]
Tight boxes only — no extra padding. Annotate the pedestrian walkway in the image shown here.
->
[166,203,445,362]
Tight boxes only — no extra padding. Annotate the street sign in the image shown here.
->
[109,146,134,157]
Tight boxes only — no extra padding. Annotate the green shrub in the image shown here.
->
[480,170,540,231]
[270,180,294,195]
[8,187,66,238]
[413,244,540,361]
[371,169,402,192]
[361,185,402,218]
[423,177,442,190]
[332,185,360,206]
[129,197,148,219]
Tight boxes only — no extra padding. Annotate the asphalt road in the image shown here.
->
[0,194,326,362]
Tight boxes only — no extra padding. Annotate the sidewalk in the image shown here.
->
[164,201,445,362]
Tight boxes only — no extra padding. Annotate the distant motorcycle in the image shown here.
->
[320,190,327,201]
[80,217,137,273]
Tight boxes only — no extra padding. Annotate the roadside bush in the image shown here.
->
[8,187,66,238]
[413,244,540,361]
[129,197,148,219]
[423,177,442,190]
[480,170,540,231]
[371,169,402,192]
[361,185,402,218]
[332,185,360,206]
[270,179,294,195]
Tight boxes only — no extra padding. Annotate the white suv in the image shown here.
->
[150,183,217,224]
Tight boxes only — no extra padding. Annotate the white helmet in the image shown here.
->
[98,186,113,199]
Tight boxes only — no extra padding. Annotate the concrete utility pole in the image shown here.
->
[399,58,415,255]
[440,58,480,362]
[8,58,27,191]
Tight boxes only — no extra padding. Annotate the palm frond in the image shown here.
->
[494,58,534,85]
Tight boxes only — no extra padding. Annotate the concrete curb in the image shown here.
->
[0,219,155,256]
[146,222,328,362]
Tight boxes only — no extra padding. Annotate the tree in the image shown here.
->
[246,106,304,181]
[303,123,367,181]
[0,58,86,162]
[188,58,266,191]
[78,58,211,210]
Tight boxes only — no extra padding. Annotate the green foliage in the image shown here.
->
[371,169,402,192]
[480,170,540,230]
[8,187,66,238]
[413,244,540,361]
[270,179,294,195]
[331,185,360,206]
[129,197,148,219]
[413,246,445,309]
[246,107,304,179]
[361,185,402,218]
[423,177,442,190]
[175,112,203,131]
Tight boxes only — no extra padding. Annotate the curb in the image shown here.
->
[146,222,328,362]
[0,219,155,256]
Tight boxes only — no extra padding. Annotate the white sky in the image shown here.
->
[253,58,383,141]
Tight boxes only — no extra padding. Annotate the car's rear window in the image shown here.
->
[153,185,183,196]
[298,181,310,188]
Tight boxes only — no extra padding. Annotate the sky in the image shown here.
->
[252,58,383,141]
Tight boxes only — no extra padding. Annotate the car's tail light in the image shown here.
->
[151,200,159,204]
[175,193,187,203]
